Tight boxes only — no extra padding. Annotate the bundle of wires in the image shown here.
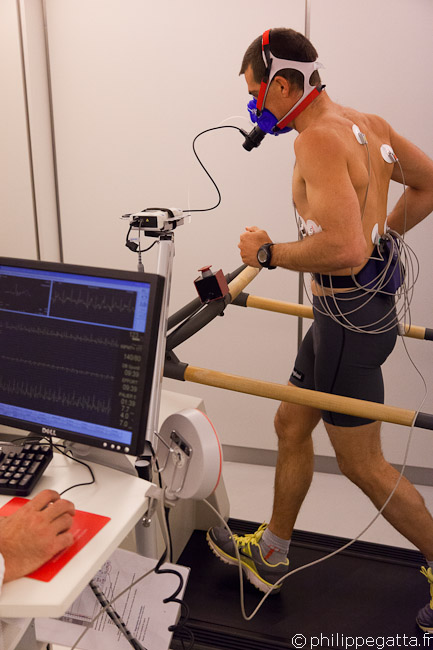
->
[309,230,419,335]
[298,137,419,336]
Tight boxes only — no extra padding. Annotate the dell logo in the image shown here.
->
[42,427,56,435]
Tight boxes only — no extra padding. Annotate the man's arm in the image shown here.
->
[238,129,367,272]
[387,127,433,234]
[0,489,75,583]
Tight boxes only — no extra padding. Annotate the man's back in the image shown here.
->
[292,98,395,278]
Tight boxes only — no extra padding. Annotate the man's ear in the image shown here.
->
[273,75,291,98]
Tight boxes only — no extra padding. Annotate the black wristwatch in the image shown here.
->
[257,243,276,269]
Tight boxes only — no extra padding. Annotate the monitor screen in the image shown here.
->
[0,257,164,455]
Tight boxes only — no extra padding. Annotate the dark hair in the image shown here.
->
[240,28,321,89]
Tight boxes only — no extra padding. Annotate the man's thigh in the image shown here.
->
[324,419,383,466]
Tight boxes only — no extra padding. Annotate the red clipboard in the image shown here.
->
[0,497,111,581]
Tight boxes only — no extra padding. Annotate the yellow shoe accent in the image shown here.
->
[207,523,289,594]
[420,566,433,608]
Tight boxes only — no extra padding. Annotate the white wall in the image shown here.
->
[20,0,62,261]
[1,0,432,469]
[42,0,306,453]
[0,0,38,259]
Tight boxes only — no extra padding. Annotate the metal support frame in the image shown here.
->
[145,235,175,450]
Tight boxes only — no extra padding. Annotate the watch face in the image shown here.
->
[258,247,268,264]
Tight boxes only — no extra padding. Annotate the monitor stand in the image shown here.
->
[62,441,138,476]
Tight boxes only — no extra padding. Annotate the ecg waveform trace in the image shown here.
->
[0,375,112,416]
[0,275,50,315]
[1,355,115,382]
[0,311,144,429]
[2,321,121,348]
[50,283,137,328]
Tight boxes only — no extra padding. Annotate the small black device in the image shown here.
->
[0,257,164,459]
[257,243,276,269]
[194,266,229,303]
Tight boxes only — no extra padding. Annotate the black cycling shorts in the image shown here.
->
[289,290,398,427]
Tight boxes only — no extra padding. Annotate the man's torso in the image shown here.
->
[292,104,395,278]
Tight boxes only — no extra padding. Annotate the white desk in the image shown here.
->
[0,451,153,619]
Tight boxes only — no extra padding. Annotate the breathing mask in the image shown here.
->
[242,29,325,150]
[247,97,292,135]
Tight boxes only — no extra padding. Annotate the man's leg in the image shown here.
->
[325,419,433,560]
[207,385,321,593]
[267,390,322,540]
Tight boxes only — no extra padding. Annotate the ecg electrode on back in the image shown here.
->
[0,260,164,455]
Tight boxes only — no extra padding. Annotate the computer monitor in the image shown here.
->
[0,257,164,456]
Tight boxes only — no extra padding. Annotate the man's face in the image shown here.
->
[244,65,261,100]
[244,64,290,121]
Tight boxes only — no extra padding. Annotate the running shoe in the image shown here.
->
[417,566,433,632]
[206,523,290,594]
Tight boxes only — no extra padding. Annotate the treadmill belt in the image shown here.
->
[173,519,428,650]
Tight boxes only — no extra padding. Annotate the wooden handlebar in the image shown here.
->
[244,294,430,341]
[228,267,261,302]
[247,295,314,319]
[184,365,418,427]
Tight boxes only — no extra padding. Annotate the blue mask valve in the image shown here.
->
[247,98,292,136]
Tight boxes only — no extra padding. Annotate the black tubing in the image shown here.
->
[167,297,202,331]
[231,292,249,308]
[424,328,433,341]
[164,352,188,381]
[166,297,228,351]
[414,412,433,430]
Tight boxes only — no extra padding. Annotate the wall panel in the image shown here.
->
[44,0,306,450]
[0,0,39,259]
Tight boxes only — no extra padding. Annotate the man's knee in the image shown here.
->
[335,449,385,487]
[274,403,319,444]
[326,421,385,486]
[274,407,290,441]
[335,452,364,484]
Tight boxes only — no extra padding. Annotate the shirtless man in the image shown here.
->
[207,27,433,631]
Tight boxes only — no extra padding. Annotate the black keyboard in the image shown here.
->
[0,442,53,496]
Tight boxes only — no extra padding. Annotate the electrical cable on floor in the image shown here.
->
[154,545,195,650]
[157,489,195,649]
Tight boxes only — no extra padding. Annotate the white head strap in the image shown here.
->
[257,30,325,131]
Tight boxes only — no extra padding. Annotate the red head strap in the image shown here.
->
[256,30,272,114]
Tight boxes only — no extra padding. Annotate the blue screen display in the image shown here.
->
[0,264,155,450]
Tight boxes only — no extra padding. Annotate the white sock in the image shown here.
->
[260,527,290,564]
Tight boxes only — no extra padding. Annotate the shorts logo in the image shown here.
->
[291,367,304,382]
